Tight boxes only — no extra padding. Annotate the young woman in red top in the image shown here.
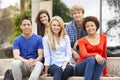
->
[75,16,107,80]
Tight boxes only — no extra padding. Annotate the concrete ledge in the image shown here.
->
[0,57,120,78]
[1,76,120,80]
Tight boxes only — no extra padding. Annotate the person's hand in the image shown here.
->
[40,73,48,80]
[62,63,67,71]
[105,74,112,77]
[29,58,37,66]
[95,54,104,65]
[24,59,36,67]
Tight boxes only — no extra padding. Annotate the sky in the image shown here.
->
[0,0,20,8]
[61,0,100,18]
[61,0,115,20]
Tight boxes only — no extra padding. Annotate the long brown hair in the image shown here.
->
[35,9,50,37]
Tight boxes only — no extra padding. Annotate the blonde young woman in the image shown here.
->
[42,16,74,80]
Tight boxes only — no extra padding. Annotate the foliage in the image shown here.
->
[105,19,117,34]
[103,0,120,34]
[106,0,120,18]
[8,0,31,43]
[53,0,72,22]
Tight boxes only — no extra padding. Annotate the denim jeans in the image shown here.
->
[75,57,106,80]
[49,64,74,80]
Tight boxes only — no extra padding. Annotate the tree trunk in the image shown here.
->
[20,0,25,13]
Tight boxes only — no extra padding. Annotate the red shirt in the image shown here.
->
[77,33,107,76]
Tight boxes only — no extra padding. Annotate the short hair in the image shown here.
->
[20,16,32,25]
[83,16,99,32]
[70,5,84,15]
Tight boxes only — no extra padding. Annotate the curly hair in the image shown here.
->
[83,16,99,32]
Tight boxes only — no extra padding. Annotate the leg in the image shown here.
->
[11,60,23,80]
[29,62,44,80]
[93,58,106,80]
[75,57,96,80]
[62,64,74,80]
[49,64,62,80]
[11,60,30,80]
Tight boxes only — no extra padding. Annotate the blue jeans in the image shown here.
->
[49,64,74,80]
[75,57,106,80]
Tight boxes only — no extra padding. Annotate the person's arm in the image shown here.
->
[13,49,28,62]
[13,38,31,64]
[73,40,78,50]
[102,34,108,76]
[62,61,68,71]
[72,40,80,60]
[35,36,44,62]
[72,49,80,60]
[40,36,51,80]
[43,36,51,66]
[44,66,49,75]
[65,35,72,62]
[13,49,32,67]
[40,66,50,79]
[35,49,43,62]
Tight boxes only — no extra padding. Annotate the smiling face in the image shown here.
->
[20,19,32,35]
[85,21,97,35]
[51,20,61,35]
[40,13,49,25]
[72,10,83,21]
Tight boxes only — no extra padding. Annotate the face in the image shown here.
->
[40,13,49,25]
[20,19,32,35]
[72,10,83,21]
[51,20,61,35]
[85,21,97,35]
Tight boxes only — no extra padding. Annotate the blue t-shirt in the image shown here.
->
[13,33,43,59]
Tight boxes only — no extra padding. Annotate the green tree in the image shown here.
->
[106,0,120,18]
[104,0,120,34]
[8,0,31,43]
[53,0,72,22]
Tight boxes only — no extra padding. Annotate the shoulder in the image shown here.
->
[100,33,107,38]
[78,37,86,43]
[65,20,75,28]
[13,35,22,42]
[43,35,49,42]
[33,34,42,39]
[64,34,69,38]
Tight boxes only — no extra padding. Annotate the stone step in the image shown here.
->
[1,76,120,80]
[1,57,120,79]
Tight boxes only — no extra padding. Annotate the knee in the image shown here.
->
[88,57,96,63]
[66,65,74,71]
[57,67,63,72]
[35,61,44,68]
[11,60,22,67]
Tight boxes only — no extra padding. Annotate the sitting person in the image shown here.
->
[75,16,108,80]
[11,16,44,80]
[42,16,74,80]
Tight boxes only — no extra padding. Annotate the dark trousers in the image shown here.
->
[49,64,74,80]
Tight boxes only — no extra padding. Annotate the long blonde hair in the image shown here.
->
[48,16,67,50]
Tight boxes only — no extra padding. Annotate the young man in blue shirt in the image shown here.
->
[11,16,44,80]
